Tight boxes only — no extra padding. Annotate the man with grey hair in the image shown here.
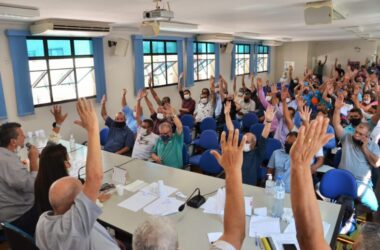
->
[35,99,120,250]
[151,103,183,168]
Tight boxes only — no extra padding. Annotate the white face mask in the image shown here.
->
[238,92,244,97]
[133,111,137,117]
[364,99,371,105]
[184,94,190,100]
[286,98,291,103]
[293,80,298,84]
[140,128,147,136]
[157,113,164,120]
[201,98,208,104]
[243,143,251,152]
[265,96,272,102]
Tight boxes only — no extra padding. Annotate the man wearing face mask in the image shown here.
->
[101,95,135,155]
[333,94,380,212]
[194,84,216,134]
[151,104,184,169]
[236,89,256,120]
[225,101,274,186]
[178,73,196,115]
[344,108,364,134]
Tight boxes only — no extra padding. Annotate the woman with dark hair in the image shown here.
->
[34,144,70,214]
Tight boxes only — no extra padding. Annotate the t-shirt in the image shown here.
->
[194,101,214,123]
[152,132,184,168]
[237,99,256,119]
[210,240,236,250]
[104,117,135,154]
[36,192,119,250]
[339,133,380,183]
[132,128,159,160]
[242,136,267,186]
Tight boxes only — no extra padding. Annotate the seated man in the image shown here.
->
[151,104,184,168]
[178,73,196,116]
[236,89,256,120]
[36,99,120,250]
[134,129,246,250]
[0,122,39,235]
[333,94,380,212]
[101,95,135,155]
[131,92,159,160]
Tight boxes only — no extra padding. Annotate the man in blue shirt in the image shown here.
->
[101,95,135,155]
[121,88,144,135]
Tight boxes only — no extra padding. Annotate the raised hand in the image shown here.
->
[256,77,263,89]
[101,95,106,105]
[122,89,127,96]
[211,129,246,174]
[224,101,231,115]
[299,105,312,124]
[163,103,176,116]
[50,105,68,125]
[264,105,276,122]
[281,86,289,101]
[335,93,345,109]
[74,98,98,132]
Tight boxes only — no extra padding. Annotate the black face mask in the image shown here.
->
[114,121,126,128]
[303,90,309,95]
[284,142,292,154]
[160,135,171,143]
[352,137,363,147]
[349,118,361,127]
[244,98,250,103]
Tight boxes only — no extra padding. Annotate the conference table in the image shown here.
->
[23,138,343,250]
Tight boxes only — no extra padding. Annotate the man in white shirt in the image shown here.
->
[236,90,256,120]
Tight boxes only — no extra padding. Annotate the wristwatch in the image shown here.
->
[52,122,61,128]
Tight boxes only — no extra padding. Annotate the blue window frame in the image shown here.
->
[257,45,269,73]
[26,37,96,107]
[193,42,215,82]
[235,44,250,76]
[143,40,179,88]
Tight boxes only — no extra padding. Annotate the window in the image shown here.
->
[26,37,96,106]
[257,45,269,73]
[235,44,250,76]
[143,40,178,87]
[193,42,215,81]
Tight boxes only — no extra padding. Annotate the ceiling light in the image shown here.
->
[0,3,39,19]
[234,32,261,39]
[159,21,198,32]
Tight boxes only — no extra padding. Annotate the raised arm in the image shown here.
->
[262,105,275,138]
[164,103,183,135]
[74,99,102,202]
[50,105,68,135]
[224,101,234,131]
[144,93,156,115]
[100,95,108,121]
[371,89,380,125]
[290,117,334,250]
[233,76,237,95]
[178,72,184,99]
[281,87,295,131]
[299,105,312,129]
[148,75,162,106]
[136,89,147,127]
[121,88,127,108]
[323,55,328,65]
[211,129,246,250]
[332,93,345,139]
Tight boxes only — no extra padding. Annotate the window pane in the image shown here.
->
[50,70,76,102]
[207,54,215,79]
[152,55,166,86]
[29,60,47,71]
[143,41,151,54]
[152,41,165,54]
[75,58,94,67]
[47,40,71,56]
[166,55,178,84]
[76,68,96,98]
[49,59,74,70]
[207,43,215,54]
[27,39,44,57]
[198,54,208,80]
[238,45,244,54]
[193,43,197,53]
[244,45,250,54]
[197,43,206,53]
[264,46,268,54]
[74,40,93,56]
[166,42,177,54]
[30,72,50,105]
[144,56,152,87]
[193,57,198,81]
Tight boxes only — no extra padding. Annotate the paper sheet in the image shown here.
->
[207,232,223,243]
[284,220,330,238]
[245,197,253,216]
[202,195,252,216]
[270,233,300,250]
[124,180,148,192]
[118,191,157,212]
[249,216,281,237]
[140,182,177,197]
[253,207,267,217]
[143,197,183,216]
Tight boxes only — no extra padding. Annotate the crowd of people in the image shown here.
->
[1,56,380,249]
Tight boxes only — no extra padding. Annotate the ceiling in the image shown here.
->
[1,0,380,41]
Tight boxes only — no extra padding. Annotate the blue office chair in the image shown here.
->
[223,120,241,133]
[242,113,259,131]
[180,114,195,130]
[249,123,265,139]
[332,149,342,168]
[182,145,190,168]
[100,127,109,146]
[199,149,223,175]
[263,138,282,162]
[190,130,220,167]
[319,169,357,200]
[200,117,217,132]
[183,126,192,145]
[1,222,39,250]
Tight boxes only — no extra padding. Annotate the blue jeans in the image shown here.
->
[357,181,379,212]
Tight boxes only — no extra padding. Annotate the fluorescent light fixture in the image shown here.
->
[234,32,261,39]
[197,34,233,43]
[159,21,198,32]
[0,3,39,19]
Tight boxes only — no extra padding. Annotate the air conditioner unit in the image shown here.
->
[304,0,333,25]
[197,34,233,44]
[30,19,111,37]
[262,40,283,47]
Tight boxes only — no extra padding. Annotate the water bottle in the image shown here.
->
[271,176,285,218]
[69,134,76,151]
[265,174,274,195]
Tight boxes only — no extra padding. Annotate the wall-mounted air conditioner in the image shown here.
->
[197,34,233,44]
[30,19,111,37]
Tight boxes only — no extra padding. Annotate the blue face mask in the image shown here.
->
[160,135,171,143]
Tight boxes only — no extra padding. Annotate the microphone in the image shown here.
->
[178,188,206,212]
[77,166,86,184]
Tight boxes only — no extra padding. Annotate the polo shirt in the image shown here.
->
[0,147,36,222]
[104,117,135,154]
[153,132,184,168]
[36,192,119,250]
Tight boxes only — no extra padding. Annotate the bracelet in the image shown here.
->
[265,120,272,123]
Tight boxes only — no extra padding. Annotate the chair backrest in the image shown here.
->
[100,127,109,146]
[1,222,39,250]
[199,149,223,174]
[264,138,282,162]
[332,149,342,168]
[223,120,241,133]
[182,145,189,167]
[199,130,219,149]
[200,117,217,132]
[242,112,258,130]
[183,126,192,145]
[249,123,265,139]
[180,114,194,129]
[320,169,357,200]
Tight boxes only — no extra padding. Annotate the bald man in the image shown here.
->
[35,99,119,250]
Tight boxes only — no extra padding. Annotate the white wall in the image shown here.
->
[0,22,276,142]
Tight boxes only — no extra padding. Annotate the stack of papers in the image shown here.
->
[143,197,183,216]
[118,191,157,212]
[249,216,281,237]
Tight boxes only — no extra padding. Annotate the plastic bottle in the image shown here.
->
[265,174,274,195]
[271,176,285,218]
[69,134,76,151]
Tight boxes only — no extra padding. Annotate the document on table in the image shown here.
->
[118,191,157,212]
[249,216,281,237]
[143,197,183,216]
[284,220,331,238]
[270,233,300,250]
[140,182,177,197]
[202,195,252,216]
[124,180,148,192]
